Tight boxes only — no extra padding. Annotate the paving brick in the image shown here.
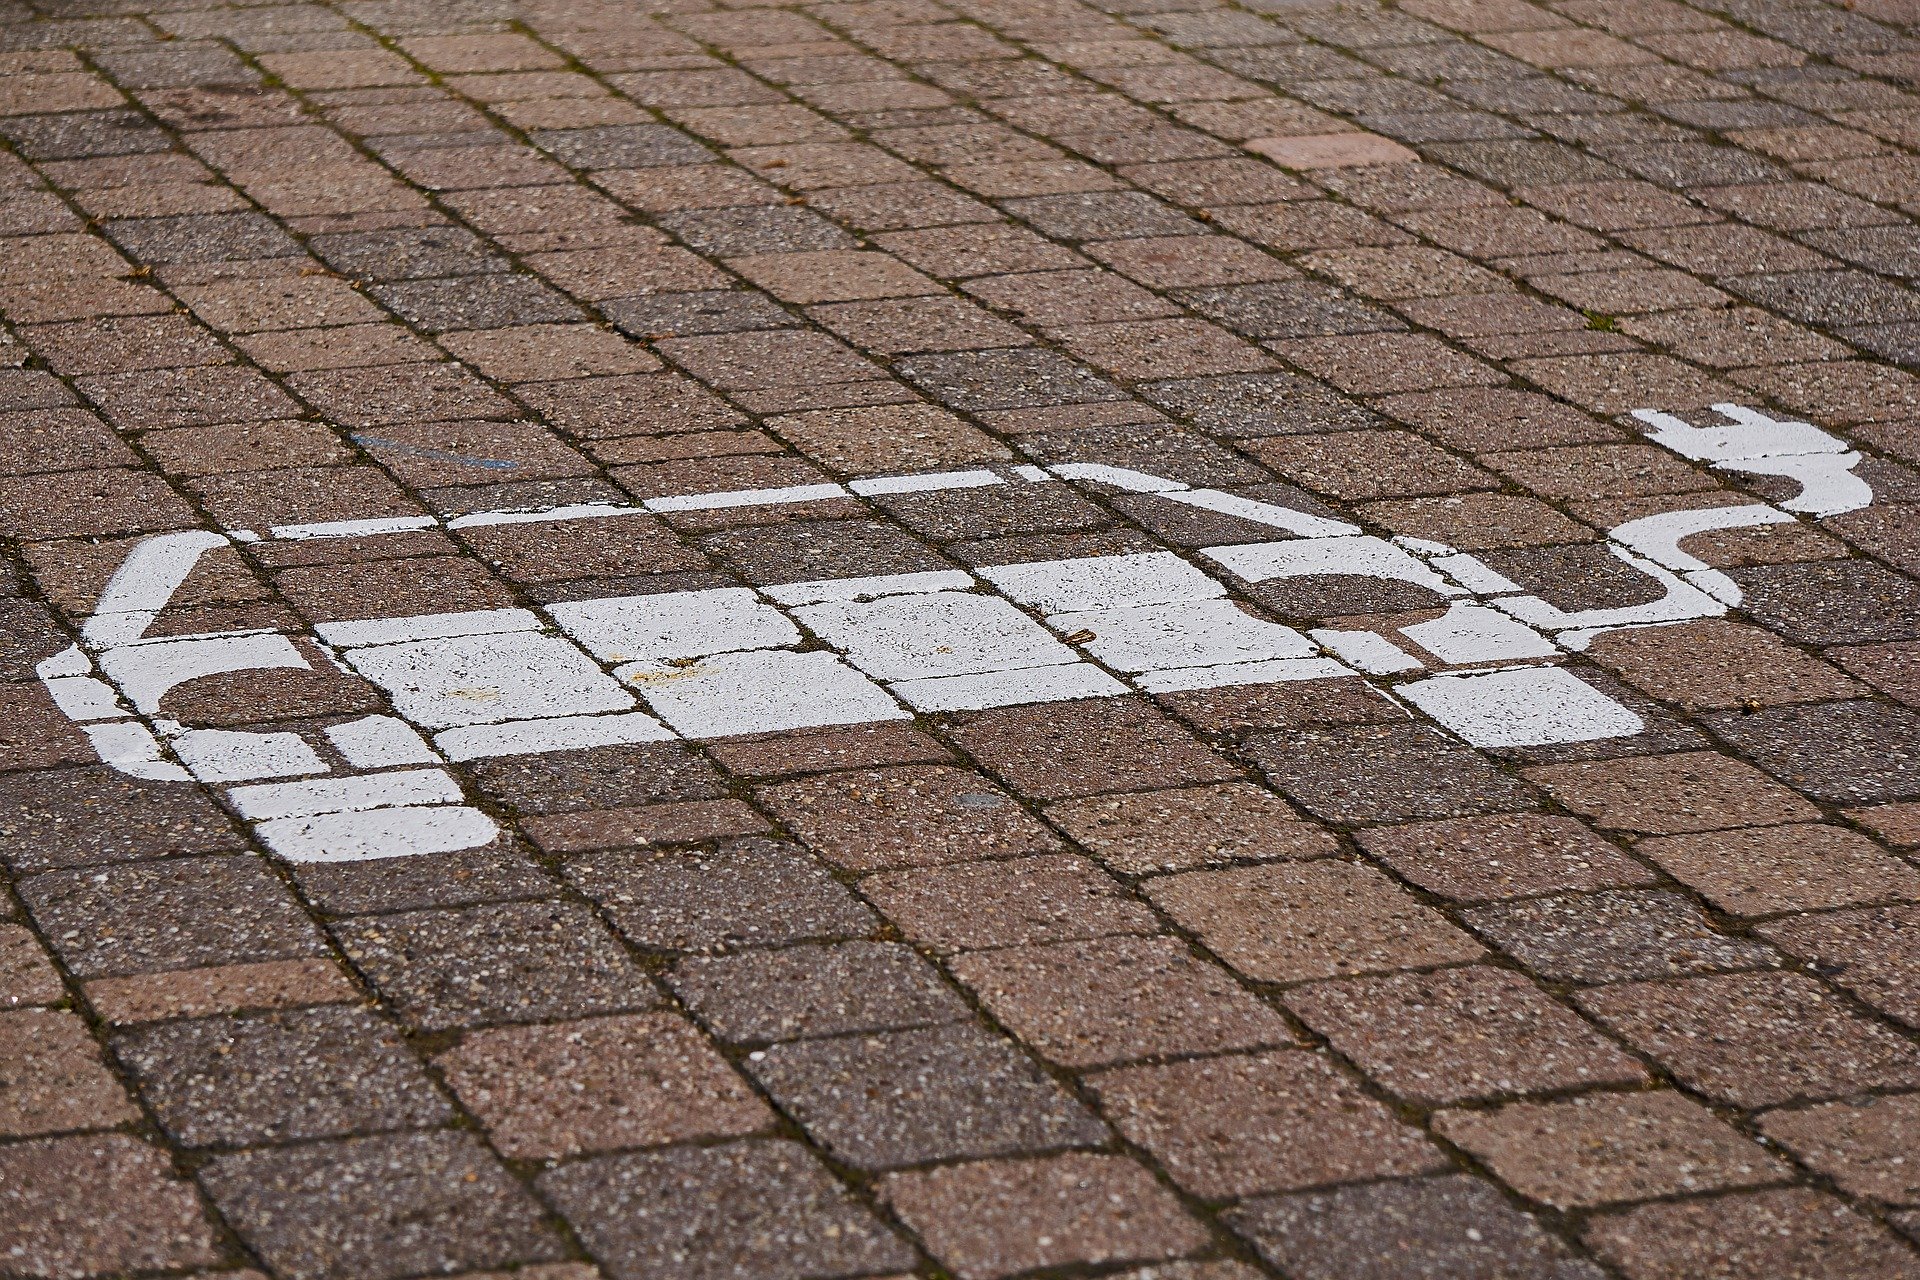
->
[85,959,362,1025]
[539,1140,914,1280]
[950,697,1241,800]
[1358,813,1653,902]
[330,901,660,1031]
[671,940,969,1043]
[1288,966,1649,1104]
[0,1135,220,1279]
[0,767,242,872]
[0,925,65,1010]
[1436,1091,1789,1209]
[1527,751,1820,835]
[114,1006,448,1147]
[1092,1048,1445,1199]
[1045,782,1336,874]
[202,1132,565,1280]
[861,854,1156,952]
[1579,971,1920,1108]
[1759,1093,1920,1205]
[1147,860,1483,984]
[22,855,325,979]
[745,1022,1106,1169]
[1250,722,1536,824]
[1229,1175,1606,1280]
[951,933,1295,1067]
[1583,1188,1920,1280]
[0,1008,137,1137]
[1759,905,1920,1030]
[880,1153,1209,1280]
[1462,889,1778,984]
[436,1012,771,1159]
[759,765,1064,871]
[1709,701,1920,804]
[566,838,876,951]
[1639,824,1920,917]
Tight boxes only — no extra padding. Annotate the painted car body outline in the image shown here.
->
[37,403,1872,863]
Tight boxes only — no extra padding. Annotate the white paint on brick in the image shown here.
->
[984,552,1224,613]
[890,662,1127,712]
[174,728,327,783]
[342,632,636,729]
[39,403,1882,861]
[434,711,675,760]
[797,592,1077,681]
[1134,656,1350,693]
[229,768,462,820]
[325,715,440,768]
[100,632,311,716]
[552,589,798,663]
[1399,604,1560,665]
[764,570,975,606]
[255,805,499,862]
[1205,536,1465,597]
[848,469,1004,496]
[1400,667,1646,747]
[643,482,847,512]
[1048,599,1319,672]
[1309,628,1425,675]
[316,608,541,649]
[616,649,908,737]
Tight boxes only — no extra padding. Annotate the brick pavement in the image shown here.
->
[5,0,1920,1274]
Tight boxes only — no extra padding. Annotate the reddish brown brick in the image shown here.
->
[881,1153,1209,1280]
[1146,860,1483,983]
[950,934,1296,1067]
[1288,966,1650,1104]
[437,1013,772,1159]
[1578,971,1920,1108]
[1091,1049,1445,1199]
[1435,1091,1789,1208]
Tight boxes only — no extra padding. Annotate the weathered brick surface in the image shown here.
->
[9,0,1920,1273]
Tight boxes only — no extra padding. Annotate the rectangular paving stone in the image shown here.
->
[1287,966,1650,1105]
[1758,905,1920,1030]
[1583,1188,1920,1280]
[1461,888,1779,984]
[1091,1049,1446,1200]
[1526,751,1821,834]
[84,958,362,1025]
[330,900,662,1031]
[1228,1175,1606,1280]
[1146,860,1484,984]
[566,838,877,951]
[436,1012,772,1159]
[22,855,326,979]
[0,1008,139,1137]
[860,854,1157,952]
[201,1131,567,1280]
[670,940,970,1044]
[113,1006,450,1147]
[880,1153,1210,1280]
[1357,812,1654,902]
[1434,1091,1790,1209]
[758,765,1064,872]
[1577,971,1920,1108]
[1638,824,1920,917]
[0,1135,221,1280]
[950,934,1297,1067]
[948,697,1242,800]
[539,1139,914,1280]
[1250,723,1537,824]
[745,1021,1107,1170]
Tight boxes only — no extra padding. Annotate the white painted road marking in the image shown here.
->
[36,406,1875,863]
